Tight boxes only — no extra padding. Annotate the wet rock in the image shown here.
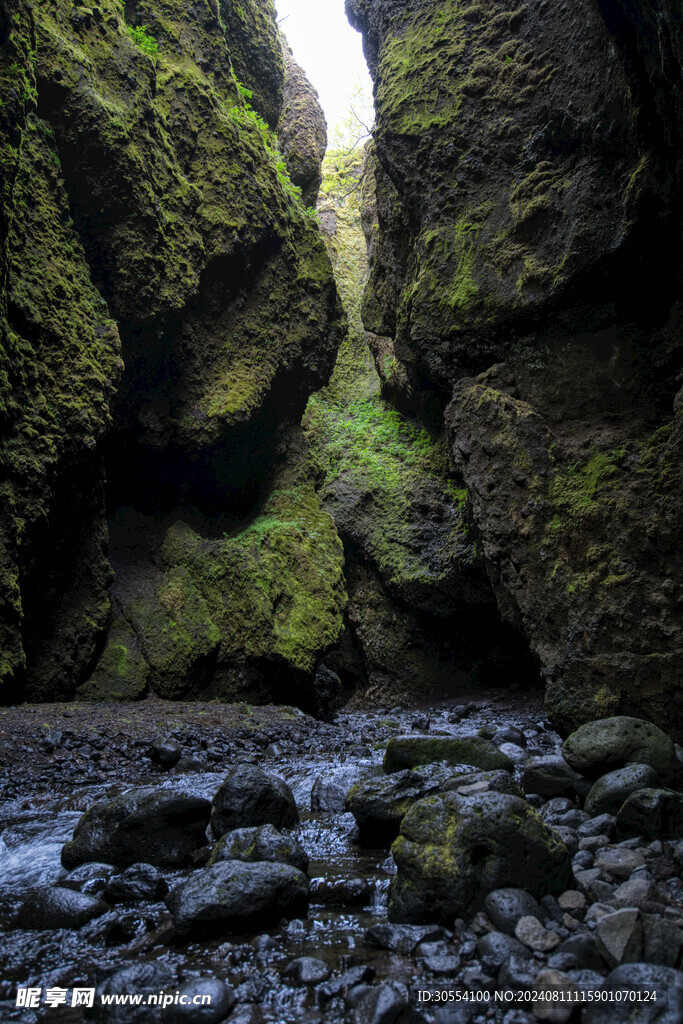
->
[389,792,572,924]
[310,876,372,906]
[166,860,309,936]
[476,931,530,973]
[384,735,513,773]
[210,764,298,838]
[150,737,182,770]
[583,963,683,1023]
[595,908,643,967]
[346,762,520,843]
[492,725,527,748]
[104,863,166,903]
[311,776,346,812]
[484,888,544,935]
[207,823,308,873]
[616,788,683,839]
[364,922,448,955]
[349,981,408,1024]
[283,956,331,986]
[95,963,177,1023]
[170,978,235,1023]
[318,965,375,1003]
[61,788,211,869]
[61,862,117,895]
[562,718,679,783]
[514,915,561,952]
[522,757,584,800]
[14,885,107,930]
[593,847,646,881]
[531,969,580,1023]
[584,764,660,817]
[576,814,616,839]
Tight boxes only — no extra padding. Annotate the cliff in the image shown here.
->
[347,0,683,733]
[0,0,345,702]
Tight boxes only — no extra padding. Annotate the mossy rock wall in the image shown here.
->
[0,0,343,700]
[349,0,683,730]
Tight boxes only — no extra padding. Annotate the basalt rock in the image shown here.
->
[61,788,211,869]
[0,0,344,702]
[389,791,572,924]
[278,45,327,208]
[347,0,683,732]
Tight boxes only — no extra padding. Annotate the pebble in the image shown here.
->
[515,915,562,952]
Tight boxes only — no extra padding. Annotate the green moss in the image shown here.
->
[156,483,346,680]
[548,448,627,534]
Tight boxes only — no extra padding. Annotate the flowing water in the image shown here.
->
[0,694,552,1023]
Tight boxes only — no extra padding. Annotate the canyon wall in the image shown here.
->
[347,0,683,733]
[0,0,345,703]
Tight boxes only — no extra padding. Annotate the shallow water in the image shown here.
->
[0,696,549,1023]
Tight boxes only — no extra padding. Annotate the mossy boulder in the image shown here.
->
[562,717,680,784]
[346,763,522,844]
[207,824,308,873]
[384,735,514,774]
[389,791,572,924]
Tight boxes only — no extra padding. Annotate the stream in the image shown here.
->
[4,690,677,1024]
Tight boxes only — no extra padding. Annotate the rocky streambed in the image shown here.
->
[0,695,682,1024]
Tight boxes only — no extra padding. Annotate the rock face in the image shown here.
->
[278,46,328,208]
[61,789,211,869]
[347,0,683,732]
[389,791,572,924]
[0,0,342,702]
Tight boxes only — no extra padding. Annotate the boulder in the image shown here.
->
[389,791,572,924]
[171,978,235,1024]
[484,888,544,935]
[61,788,211,869]
[476,931,530,974]
[103,863,167,903]
[384,735,513,774]
[616,788,683,839]
[346,763,522,843]
[210,764,298,838]
[282,956,331,986]
[95,963,177,1024]
[207,823,308,873]
[166,860,309,936]
[522,756,585,800]
[14,886,107,930]
[562,718,679,783]
[583,963,683,1024]
[584,764,660,817]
